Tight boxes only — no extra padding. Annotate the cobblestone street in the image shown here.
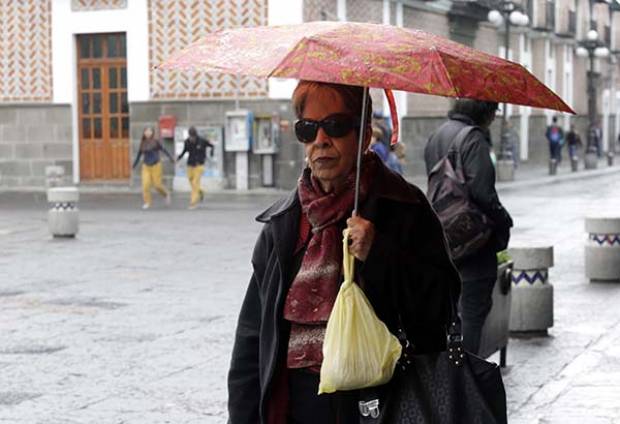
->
[1,171,620,423]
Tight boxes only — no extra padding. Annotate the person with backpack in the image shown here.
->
[424,99,513,355]
[546,116,564,163]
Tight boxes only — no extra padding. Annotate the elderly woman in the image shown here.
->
[228,81,460,424]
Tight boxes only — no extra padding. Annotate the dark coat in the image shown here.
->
[177,136,215,166]
[227,161,461,424]
[424,113,513,281]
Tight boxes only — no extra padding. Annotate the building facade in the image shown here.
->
[0,0,618,190]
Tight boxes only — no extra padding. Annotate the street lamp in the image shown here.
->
[488,2,530,179]
[576,27,610,157]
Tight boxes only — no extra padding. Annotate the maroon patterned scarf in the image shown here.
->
[284,152,377,370]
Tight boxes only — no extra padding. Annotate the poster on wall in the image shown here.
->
[252,114,280,154]
[173,125,225,191]
[225,110,253,152]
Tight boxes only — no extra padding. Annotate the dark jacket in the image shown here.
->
[227,161,461,424]
[424,113,513,281]
[132,139,173,168]
[566,131,582,147]
[545,124,565,145]
[177,136,214,166]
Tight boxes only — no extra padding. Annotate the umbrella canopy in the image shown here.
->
[160,21,574,114]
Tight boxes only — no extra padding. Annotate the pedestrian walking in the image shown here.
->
[228,81,460,424]
[132,127,174,210]
[424,99,513,355]
[385,142,405,175]
[545,116,564,163]
[566,124,583,160]
[368,127,389,162]
[176,126,215,210]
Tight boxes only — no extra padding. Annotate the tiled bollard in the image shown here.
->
[570,156,578,172]
[47,187,79,238]
[45,165,65,187]
[584,152,598,170]
[496,159,515,182]
[548,158,557,175]
[508,246,554,334]
[585,217,620,282]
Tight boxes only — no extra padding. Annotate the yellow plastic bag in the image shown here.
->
[318,229,402,394]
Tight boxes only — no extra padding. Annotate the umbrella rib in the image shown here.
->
[431,48,459,98]
[267,35,312,79]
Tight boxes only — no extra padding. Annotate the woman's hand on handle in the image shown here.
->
[346,212,375,262]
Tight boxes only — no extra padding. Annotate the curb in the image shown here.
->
[496,165,620,192]
[2,166,619,196]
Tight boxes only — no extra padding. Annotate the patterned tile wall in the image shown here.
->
[345,0,382,23]
[71,0,127,11]
[0,0,53,102]
[149,0,268,100]
[303,0,337,22]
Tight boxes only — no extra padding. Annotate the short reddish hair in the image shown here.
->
[292,81,372,130]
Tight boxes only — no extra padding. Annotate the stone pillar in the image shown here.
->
[585,217,620,282]
[508,246,554,334]
[47,187,79,238]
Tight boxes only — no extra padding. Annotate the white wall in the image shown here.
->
[51,0,149,182]
[562,44,574,130]
[519,33,532,160]
[52,0,150,104]
[268,0,303,99]
[544,39,556,123]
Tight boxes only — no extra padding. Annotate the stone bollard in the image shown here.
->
[584,152,598,170]
[585,217,620,282]
[606,152,614,167]
[45,165,65,187]
[508,246,554,335]
[496,159,515,182]
[570,156,579,172]
[47,187,79,238]
[548,158,557,175]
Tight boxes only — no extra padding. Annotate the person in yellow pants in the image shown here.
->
[177,127,214,210]
[186,164,205,207]
[132,127,175,209]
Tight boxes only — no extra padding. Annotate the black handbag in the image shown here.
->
[358,292,507,424]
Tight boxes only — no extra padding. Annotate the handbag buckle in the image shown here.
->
[358,399,380,418]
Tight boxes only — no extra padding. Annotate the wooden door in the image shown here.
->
[77,33,130,180]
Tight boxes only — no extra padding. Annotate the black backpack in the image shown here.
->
[427,126,492,261]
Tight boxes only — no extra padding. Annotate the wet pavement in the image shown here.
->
[1,171,619,423]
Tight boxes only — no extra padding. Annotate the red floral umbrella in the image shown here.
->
[160,21,574,114]
[160,21,574,207]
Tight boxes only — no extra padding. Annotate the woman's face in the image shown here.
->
[301,88,365,193]
[144,128,154,139]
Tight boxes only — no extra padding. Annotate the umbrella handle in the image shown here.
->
[353,87,370,214]
[384,89,399,145]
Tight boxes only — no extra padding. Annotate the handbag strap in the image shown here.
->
[393,253,464,367]
[428,124,477,178]
[342,228,355,287]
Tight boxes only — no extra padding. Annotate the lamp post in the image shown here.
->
[488,2,530,181]
[576,28,610,165]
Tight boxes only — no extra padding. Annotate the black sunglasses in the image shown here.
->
[294,114,360,144]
